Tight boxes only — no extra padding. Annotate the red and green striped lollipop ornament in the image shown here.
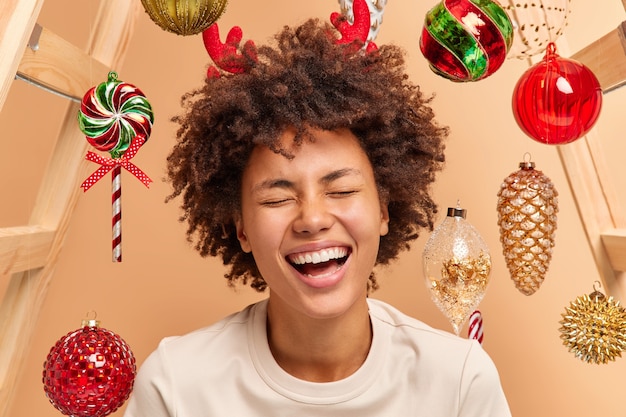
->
[419,0,514,82]
[78,71,154,262]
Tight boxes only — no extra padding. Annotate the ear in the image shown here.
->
[235,216,252,253]
[379,201,390,237]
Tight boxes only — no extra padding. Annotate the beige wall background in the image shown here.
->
[2,0,626,415]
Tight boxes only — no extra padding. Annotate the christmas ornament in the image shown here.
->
[43,316,136,417]
[202,24,258,78]
[203,0,378,79]
[332,0,379,52]
[141,0,228,36]
[419,0,514,82]
[559,282,626,364]
[468,310,484,344]
[338,0,387,44]
[78,72,153,158]
[497,157,558,295]
[78,71,154,262]
[502,0,571,59]
[512,42,602,144]
[423,205,492,335]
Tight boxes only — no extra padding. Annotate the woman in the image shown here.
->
[123,16,511,417]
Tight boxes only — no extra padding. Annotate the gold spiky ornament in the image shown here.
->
[496,157,558,295]
[558,283,626,364]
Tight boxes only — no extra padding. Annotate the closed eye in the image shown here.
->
[328,190,358,197]
[260,198,293,207]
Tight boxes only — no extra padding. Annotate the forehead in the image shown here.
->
[243,128,373,182]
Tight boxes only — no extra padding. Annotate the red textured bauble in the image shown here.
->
[43,319,136,417]
[512,42,602,145]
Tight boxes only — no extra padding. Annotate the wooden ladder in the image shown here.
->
[562,2,626,297]
[0,1,139,415]
[1,1,626,416]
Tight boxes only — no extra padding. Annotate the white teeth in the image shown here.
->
[289,247,348,265]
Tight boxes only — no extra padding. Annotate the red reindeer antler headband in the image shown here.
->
[202,0,379,77]
[331,0,378,53]
[202,24,258,78]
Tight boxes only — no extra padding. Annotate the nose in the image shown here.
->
[292,198,334,235]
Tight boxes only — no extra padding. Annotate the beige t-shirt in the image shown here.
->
[124,298,511,416]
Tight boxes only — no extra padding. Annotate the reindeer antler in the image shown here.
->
[202,23,258,78]
[331,0,378,53]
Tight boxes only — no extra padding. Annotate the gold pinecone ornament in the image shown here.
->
[496,159,558,295]
[558,285,626,364]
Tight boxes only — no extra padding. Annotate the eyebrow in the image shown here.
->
[320,168,362,184]
[251,168,363,193]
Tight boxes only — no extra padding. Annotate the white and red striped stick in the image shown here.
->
[468,310,483,345]
[112,165,122,262]
[81,136,152,262]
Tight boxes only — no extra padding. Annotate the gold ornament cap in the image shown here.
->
[81,311,100,328]
[447,207,467,218]
[589,290,606,302]
[81,319,100,328]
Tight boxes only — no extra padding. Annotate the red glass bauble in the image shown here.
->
[512,42,603,145]
[43,319,136,417]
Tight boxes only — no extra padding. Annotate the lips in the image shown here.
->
[287,246,350,278]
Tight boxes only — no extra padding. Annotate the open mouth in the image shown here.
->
[287,247,350,277]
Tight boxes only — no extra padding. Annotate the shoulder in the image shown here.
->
[367,298,463,342]
[125,301,267,416]
[137,300,264,380]
[367,299,510,415]
[367,298,495,371]
[156,300,260,357]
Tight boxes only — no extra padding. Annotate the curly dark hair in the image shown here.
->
[167,17,447,292]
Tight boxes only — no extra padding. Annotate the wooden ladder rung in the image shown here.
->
[602,228,626,272]
[571,21,626,93]
[0,226,54,274]
[16,23,111,101]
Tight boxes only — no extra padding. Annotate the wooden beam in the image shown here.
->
[16,24,111,101]
[602,228,626,272]
[571,22,626,93]
[0,0,44,112]
[0,1,141,415]
[0,226,54,275]
[557,132,624,299]
[559,19,626,298]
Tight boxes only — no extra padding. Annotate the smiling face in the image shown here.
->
[235,128,389,322]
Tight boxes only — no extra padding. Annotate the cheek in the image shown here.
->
[243,211,289,251]
[344,197,386,229]
[342,208,385,243]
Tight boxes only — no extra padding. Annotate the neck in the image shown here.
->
[266,298,372,382]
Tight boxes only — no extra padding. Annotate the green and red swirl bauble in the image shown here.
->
[419,0,514,82]
[78,71,154,159]
[78,71,154,262]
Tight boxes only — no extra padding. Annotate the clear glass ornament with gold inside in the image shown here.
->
[423,204,492,335]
